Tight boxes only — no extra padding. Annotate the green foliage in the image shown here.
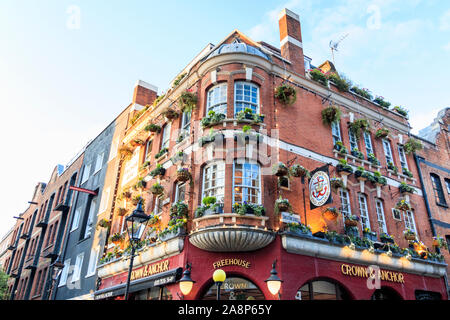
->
[274,83,297,105]
[403,138,423,155]
[309,69,328,86]
[348,119,371,140]
[321,105,341,126]
[350,86,373,100]
[0,269,9,300]
[328,72,351,92]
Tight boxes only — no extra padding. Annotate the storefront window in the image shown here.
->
[133,286,172,300]
[202,277,264,300]
[298,279,350,300]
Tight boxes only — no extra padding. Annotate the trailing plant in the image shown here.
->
[351,147,364,160]
[201,110,226,128]
[170,201,189,218]
[433,236,449,250]
[375,128,390,139]
[330,177,345,191]
[309,68,328,86]
[399,182,416,194]
[336,159,353,174]
[404,229,416,240]
[327,72,351,92]
[158,218,187,239]
[133,177,147,190]
[178,89,197,112]
[387,161,398,174]
[290,164,310,178]
[348,119,370,140]
[402,167,413,178]
[287,222,311,234]
[274,83,297,105]
[273,162,289,177]
[274,197,292,214]
[395,199,411,211]
[150,182,164,195]
[96,218,110,229]
[393,105,408,118]
[150,164,166,178]
[144,123,161,133]
[172,72,186,87]
[403,138,423,155]
[131,194,145,206]
[334,141,348,154]
[350,86,373,100]
[176,167,191,182]
[162,108,179,120]
[155,148,168,159]
[321,105,341,126]
[373,171,387,185]
[367,153,380,166]
[373,96,391,109]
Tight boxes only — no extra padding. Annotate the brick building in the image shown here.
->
[3,151,84,300]
[414,107,450,291]
[92,9,448,301]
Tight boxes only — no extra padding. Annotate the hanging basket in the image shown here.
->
[276,202,290,212]
[405,234,416,241]
[273,163,289,177]
[176,169,191,182]
[162,108,179,120]
[290,165,309,178]
[323,209,340,221]
[150,184,164,195]
[344,219,358,227]
[274,84,297,105]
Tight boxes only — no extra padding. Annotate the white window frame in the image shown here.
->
[398,146,408,170]
[232,160,261,205]
[84,197,97,239]
[234,81,260,115]
[86,247,99,278]
[58,259,71,287]
[358,194,371,230]
[174,182,186,203]
[201,161,225,203]
[363,132,374,156]
[404,210,417,235]
[348,129,358,151]
[382,139,393,165]
[392,208,402,221]
[71,253,84,283]
[94,152,104,174]
[206,83,227,115]
[160,123,171,151]
[181,111,191,134]
[98,187,110,215]
[144,139,152,161]
[70,207,81,232]
[339,188,352,217]
[331,121,342,146]
[154,195,163,216]
[375,199,387,234]
[81,163,91,184]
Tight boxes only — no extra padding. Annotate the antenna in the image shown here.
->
[329,33,349,65]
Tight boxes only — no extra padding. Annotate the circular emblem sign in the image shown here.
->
[309,171,331,207]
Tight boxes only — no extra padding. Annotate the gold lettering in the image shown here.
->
[398,273,404,283]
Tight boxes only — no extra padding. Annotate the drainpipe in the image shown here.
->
[414,154,450,299]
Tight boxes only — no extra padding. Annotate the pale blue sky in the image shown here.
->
[0,0,449,237]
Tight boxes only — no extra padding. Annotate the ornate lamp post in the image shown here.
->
[178,263,195,297]
[265,260,283,298]
[212,269,226,300]
[124,200,150,300]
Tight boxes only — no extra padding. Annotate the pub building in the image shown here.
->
[93,8,448,301]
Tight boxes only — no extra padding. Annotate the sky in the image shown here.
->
[0,0,449,238]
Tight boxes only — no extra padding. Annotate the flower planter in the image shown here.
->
[162,109,179,120]
[290,165,309,178]
[176,169,191,182]
[158,227,186,242]
[276,202,290,212]
[344,219,358,227]
[345,226,359,238]
[150,184,164,195]
[404,234,416,241]
[274,165,289,177]
[275,84,297,105]
[323,209,339,221]
[380,237,394,244]
[363,232,377,242]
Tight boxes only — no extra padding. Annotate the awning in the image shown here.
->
[94,267,183,300]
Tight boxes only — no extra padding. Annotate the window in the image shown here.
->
[94,152,104,174]
[392,208,402,221]
[180,111,191,139]
[363,132,374,156]
[58,259,71,287]
[358,194,370,230]
[160,123,171,151]
[144,139,153,161]
[445,179,450,194]
[86,247,99,277]
[398,146,408,170]
[174,182,186,203]
[81,163,91,184]
[233,160,260,204]
[71,253,84,283]
[84,197,97,238]
[34,270,42,296]
[348,129,358,151]
[154,196,163,215]
[234,82,259,115]
[382,139,393,165]
[50,221,58,244]
[375,199,387,234]
[206,83,227,114]
[202,161,225,202]
[339,189,351,216]
[298,280,350,300]
[98,187,110,215]
[404,210,417,234]
[331,121,342,146]
[430,174,447,206]
[71,207,81,232]
[279,176,290,189]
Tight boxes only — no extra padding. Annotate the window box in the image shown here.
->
[149,164,166,178]
[198,132,224,147]
[345,226,359,237]
[158,226,186,242]
[286,223,312,236]
[363,230,378,242]
[201,111,226,129]
[380,233,395,244]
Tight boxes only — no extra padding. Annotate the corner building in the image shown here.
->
[94,9,448,300]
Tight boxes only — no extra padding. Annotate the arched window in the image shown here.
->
[206,83,227,115]
[202,161,225,202]
[234,82,259,115]
[233,160,260,204]
[298,279,351,300]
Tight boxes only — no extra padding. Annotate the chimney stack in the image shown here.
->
[132,80,158,108]
[278,9,305,76]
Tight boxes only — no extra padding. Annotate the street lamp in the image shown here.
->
[178,263,195,296]
[265,259,283,297]
[212,269,226,300]
[124,200,150,300]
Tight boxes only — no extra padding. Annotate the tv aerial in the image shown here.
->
[329,33,349,66]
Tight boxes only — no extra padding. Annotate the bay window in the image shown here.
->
[206,83,227,114]
[202,161,225,203]
[234,82,259,115]
[233,160,260,204]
